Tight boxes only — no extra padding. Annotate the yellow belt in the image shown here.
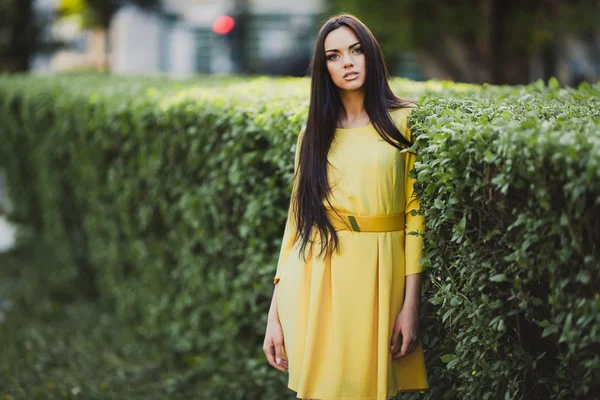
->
[326,209,405,232]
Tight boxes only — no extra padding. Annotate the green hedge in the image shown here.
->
[410,80,600,400]
[0,74,598,399]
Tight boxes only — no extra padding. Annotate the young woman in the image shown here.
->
[263,13,429,400]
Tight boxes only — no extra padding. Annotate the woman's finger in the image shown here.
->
[264,340,287,372]
[394,337,419,359]
[392,336,404,357]
[274,340,288,371]
[408,338,418,354]
[390,328,401,354]
[394,335,412,359]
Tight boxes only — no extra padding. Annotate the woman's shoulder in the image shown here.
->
[389,102,418,120]
[388,102,418,117]
[297,126,306,143]
[388,104,419,141]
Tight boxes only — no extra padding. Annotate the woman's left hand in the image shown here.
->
[389,304,420,359]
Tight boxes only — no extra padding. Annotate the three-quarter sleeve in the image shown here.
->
[403,115,425,276]
[273,127,305,284]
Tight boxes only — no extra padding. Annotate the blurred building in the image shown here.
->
[31,0,421,79]
[111,0,324,77]
[31,0,109,72]
[29,0,599,85]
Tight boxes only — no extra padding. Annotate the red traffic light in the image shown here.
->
[212,15,235,35]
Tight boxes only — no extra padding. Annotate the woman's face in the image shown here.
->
[324,26,366,92]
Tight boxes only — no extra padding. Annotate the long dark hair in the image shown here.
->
[292,13,417,261]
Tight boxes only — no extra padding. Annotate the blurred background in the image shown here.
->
[1,0,599,86]
[1,2,600,399]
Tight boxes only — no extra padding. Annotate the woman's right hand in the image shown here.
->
[263,318,288,372]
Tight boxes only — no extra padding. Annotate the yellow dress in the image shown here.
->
[273,106,429,400]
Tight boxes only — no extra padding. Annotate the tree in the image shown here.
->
[59,0,160,28]
[0,0,161,73]
[0,0,37,72]
[329,0,600,85]
[57,0,161,71]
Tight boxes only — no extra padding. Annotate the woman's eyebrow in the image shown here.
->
[325,42,361,53]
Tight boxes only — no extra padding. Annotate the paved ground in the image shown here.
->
[0,172,16,252]
[0,216,16,252]
[0,172,4,214]
[0,171,4,207]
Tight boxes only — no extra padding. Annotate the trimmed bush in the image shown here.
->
[0,74,598,399]
[411,80,600,400]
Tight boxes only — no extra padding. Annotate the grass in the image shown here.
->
[0,231,423,400]
[0,239,200,400]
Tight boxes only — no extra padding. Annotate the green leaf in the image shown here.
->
[450,296,461,306]
[447,358,459,369]
[576,270,590,285]
[481,293,489,304]
[542,325,559,338]
[428,297,443,305]
[497,318,505,331]
[442,308,454,323]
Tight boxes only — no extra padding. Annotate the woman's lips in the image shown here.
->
[344,72,359,81]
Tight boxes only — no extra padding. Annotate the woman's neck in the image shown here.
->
[337,89,367,125]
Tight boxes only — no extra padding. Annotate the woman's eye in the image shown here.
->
[327,48,360,61]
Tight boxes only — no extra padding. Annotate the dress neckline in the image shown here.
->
[335,121,373,132]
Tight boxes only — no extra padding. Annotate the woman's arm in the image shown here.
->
[389,109,425,359]
[273,127,305,285]
[403,272,422,310]
[264,282,288,372]
[268,284,280,323]
[390,273,422,359]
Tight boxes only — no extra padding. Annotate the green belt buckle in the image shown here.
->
[348,215,361,232]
